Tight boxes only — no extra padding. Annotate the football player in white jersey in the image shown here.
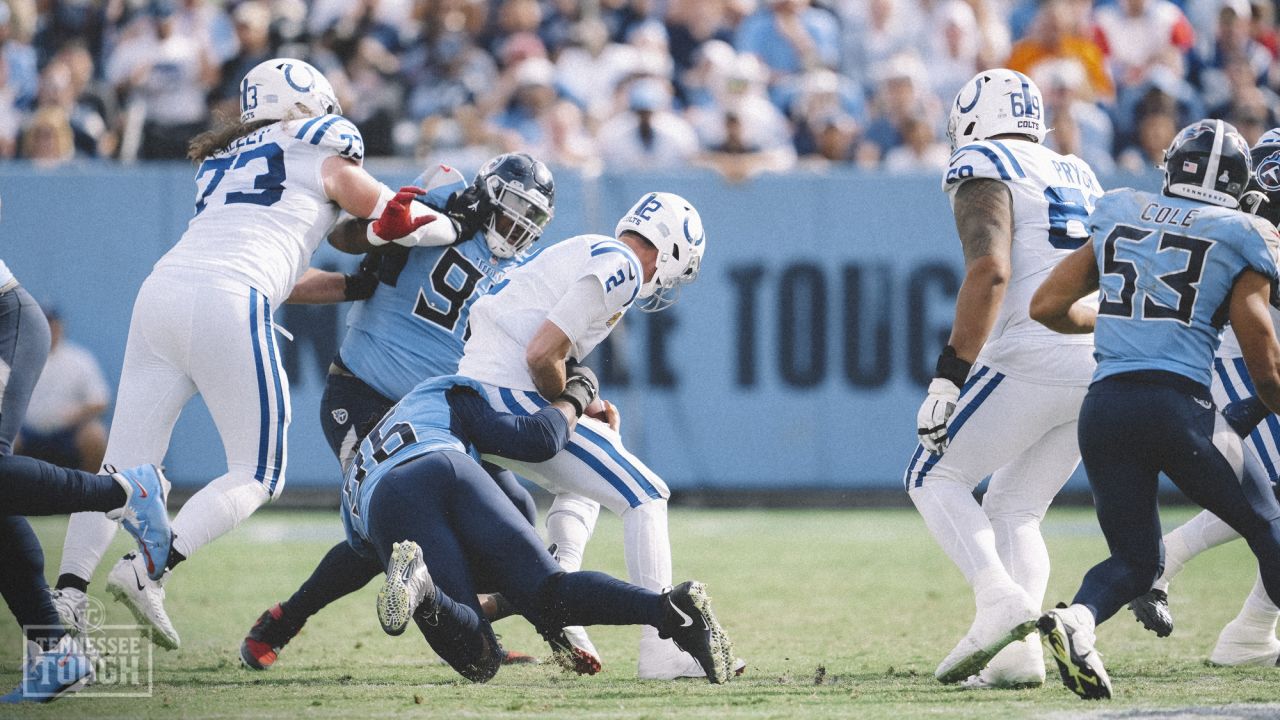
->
[49,58,460,649]
[456,192,711,679]
[1126,129,1280,666]
[903,69,1104,687]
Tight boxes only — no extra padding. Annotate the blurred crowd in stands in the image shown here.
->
[1,0,1277,178]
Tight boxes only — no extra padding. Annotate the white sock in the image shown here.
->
[58,511,120,584]
[545,493,599,572]
[621,499,673,591]
[1234,572,1280,632]
[989,515,1051,608]
[1156,510,1240,591]
[170,473,269,559]
[910,480,1014,596]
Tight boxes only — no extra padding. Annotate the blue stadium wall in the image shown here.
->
[0,162,1161,493]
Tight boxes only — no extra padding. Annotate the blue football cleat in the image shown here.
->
[0,635,93,704]
[107,464,172,581]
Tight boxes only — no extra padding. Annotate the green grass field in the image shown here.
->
[2,506,1278,719]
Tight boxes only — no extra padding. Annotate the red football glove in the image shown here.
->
[370,186,436,244]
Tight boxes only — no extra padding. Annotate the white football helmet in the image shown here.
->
[946,69,1045,151]
[240,58,340,123]
[614,192,705,312]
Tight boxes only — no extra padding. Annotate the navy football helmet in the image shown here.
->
[1244,128,1280,226]
[1162,119,1252,209]
[471,152,555,258]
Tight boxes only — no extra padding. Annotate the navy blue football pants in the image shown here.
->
[361,450,664,682]
[1073,372,1280,623]
[0,286,62,646]
[280,367,540,627]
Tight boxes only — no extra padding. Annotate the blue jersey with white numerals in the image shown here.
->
[340,174,516,401]
[944,138,1103,385]
[1090,189,1280,387]
[340,374,482,544]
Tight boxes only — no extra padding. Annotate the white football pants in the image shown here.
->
[59,270,288,582]
[477,383,693,671]
[905,366,1087,674]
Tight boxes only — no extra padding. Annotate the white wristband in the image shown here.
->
[366,222,390,246]
[365,185,398,246]
[369,184,396,220]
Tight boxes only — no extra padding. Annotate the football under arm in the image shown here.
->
[1231,269,1280,414]
[448,387,578,462]
[1029,240,1100,334]
[946,178,1014,363]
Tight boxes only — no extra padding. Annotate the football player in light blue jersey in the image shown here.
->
[332,367,734,684]
[1126,128,1280,666]
[240,153,580,671]
[1027,119,1280,700]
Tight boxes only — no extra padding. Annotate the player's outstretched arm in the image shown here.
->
[286,255,382,305]
[1231,269,1280,413]
[946,178,1014,362]
[320,157,457,249]
[1029,240,1100,334]
[448,369,598,462]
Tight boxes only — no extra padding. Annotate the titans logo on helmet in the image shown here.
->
[1257,151,1280,191]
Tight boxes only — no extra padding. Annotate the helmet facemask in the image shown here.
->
[482,175,554,258]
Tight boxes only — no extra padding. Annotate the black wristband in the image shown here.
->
[556,385,589,417]
[934,345,972,387]
[343,272,378,301]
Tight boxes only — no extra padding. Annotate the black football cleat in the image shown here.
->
[658,581,734,684]
[1128,589,1173,638]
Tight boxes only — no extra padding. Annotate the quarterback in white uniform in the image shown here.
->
[904,69,1103,687]
[51,58,455,649]
[457,192,709,679]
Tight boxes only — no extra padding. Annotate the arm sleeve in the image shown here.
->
[1243,215,1280,281]
[448,387,571,462]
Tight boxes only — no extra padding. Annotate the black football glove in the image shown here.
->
[343,253,382,301]
[444,185,487,240]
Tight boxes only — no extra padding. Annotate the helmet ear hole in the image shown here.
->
[671,245,680,261]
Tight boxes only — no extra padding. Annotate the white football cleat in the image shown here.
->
[935,585,1039,684]
[105,554,179,650]
[639,631,703,680]
[1209,619,1280,667]
[377,541,437,636]
[959,636,1045,689]
[50,588,89,637]
[1039,604,1111,700]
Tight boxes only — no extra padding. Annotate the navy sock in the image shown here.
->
[0,516,64,645]
[535,571,664,630]
[414,590,499,682]
[282,541,381,622]
[55,574,89,593]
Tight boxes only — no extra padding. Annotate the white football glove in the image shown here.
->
[916,378,961,455]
